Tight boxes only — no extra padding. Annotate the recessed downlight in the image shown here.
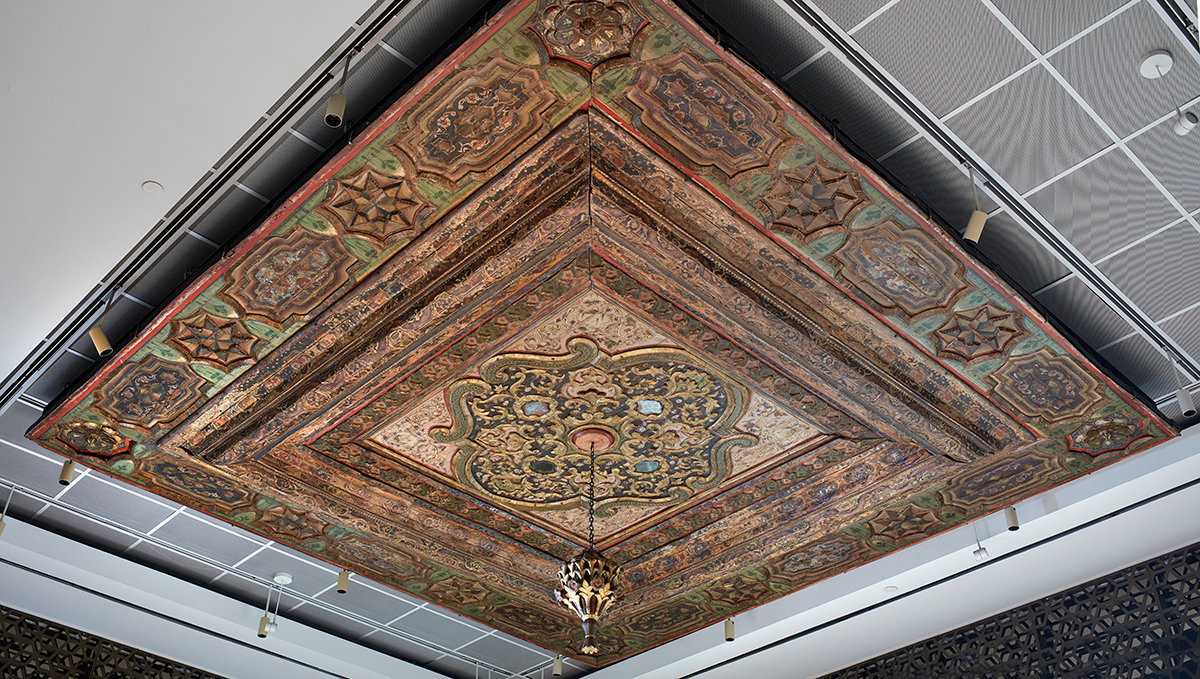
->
[141,180,164,195]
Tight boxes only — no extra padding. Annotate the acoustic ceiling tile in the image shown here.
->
[691,0,824,78]
[853,0,1032,117]
[149,512,265,567]
[967,211,1071,295]
[315,580,420,624]
[1049,2,1200,138]
[990,0,1131,54]
[1027,150,1183,262]
[1098,333,1175,399]
[57,475,176,534]
[808,0,896,32]
[1096,223,1200,323]
[1160,306,1200,366]
[878,137,998,231]
[946,65,1112,194]
[1127,114,1200,214]
[1035,276,1134,351]
[391,607,489,652]
[784,52,919,159]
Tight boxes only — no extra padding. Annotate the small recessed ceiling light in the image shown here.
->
[141,180,165,196]
[1140,49,1173,79]
[883,585,898,593]
[273,572,293,585]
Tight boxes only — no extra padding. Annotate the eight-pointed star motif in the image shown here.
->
[170,311,262,366]
[320,167,428,241]
[759,161,865,236]
[934,305,1023,361]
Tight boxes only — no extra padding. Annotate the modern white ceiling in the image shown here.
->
[2,1,1200,678]
[0,0,375,382]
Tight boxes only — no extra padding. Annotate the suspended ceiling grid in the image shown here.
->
[682,0,1200,422]
[0,0,1197,678]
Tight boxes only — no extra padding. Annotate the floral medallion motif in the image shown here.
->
[759,160,866,237]
[168,311,263,367]
[398,58,557,181]
[776,539,854,574]
[624,51,783,175]
[96,356,207,429]
[434,337,755,511]
[940,453,1056,507]
[223,231,356,322]
[934,304,1024,362]
[317,166,430,242]
[833,221,968,317]
[988,350,1105,424]
[1069,412,1149,457]
[866,503,940,542]
[55,421,129,458]
[536,0,647,68]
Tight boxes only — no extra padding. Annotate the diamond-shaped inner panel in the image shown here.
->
[367,288,825,544]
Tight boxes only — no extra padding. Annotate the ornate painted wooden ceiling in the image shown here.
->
[28,0,1175,666]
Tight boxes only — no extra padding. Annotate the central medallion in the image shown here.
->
[432,337,755,511]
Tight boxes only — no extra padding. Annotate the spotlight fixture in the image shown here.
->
[1165,346,1197,418]
[963,163,987,243]
[257,583,282,638]
[972,521,989,562]
[724,618,735,642]
[58,460,75,486]
[337,569,350,594]
[0,486,13,539]
[552,655,563,676]
[324,49,357,128]
[1140,49,1197,136]
[1004,506,1019,531]
[89,288,119,358]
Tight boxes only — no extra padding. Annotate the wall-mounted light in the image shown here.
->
[325,50,357,128]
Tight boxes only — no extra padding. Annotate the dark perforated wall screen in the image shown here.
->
[821,542,1200,678]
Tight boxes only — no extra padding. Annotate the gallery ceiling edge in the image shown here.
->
[27,0,1176,667]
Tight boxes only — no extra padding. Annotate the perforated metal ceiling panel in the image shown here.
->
[944,65,1111,195]
[851,0,1032,117]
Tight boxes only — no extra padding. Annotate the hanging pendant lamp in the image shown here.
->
[554,442,621,655]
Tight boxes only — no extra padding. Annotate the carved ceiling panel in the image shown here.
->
[29,0,1173,667]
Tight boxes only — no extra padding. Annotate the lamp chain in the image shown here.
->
[588,441,596,550]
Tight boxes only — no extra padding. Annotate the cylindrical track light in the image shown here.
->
[257,614,271,638]
[963,164,987,243]
[724,618,734,642]
[89,327,112,357]
[552,655,563,676]
[1166,347,1197,418]
[1174,110,1198,136]
[1177,387,1196,418]
[324,50,356,128]
[1004,506,1019,531]
[337,569,350,594]
[58,460,75,486]
[964,210,987,243]
[90,288,119,357]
